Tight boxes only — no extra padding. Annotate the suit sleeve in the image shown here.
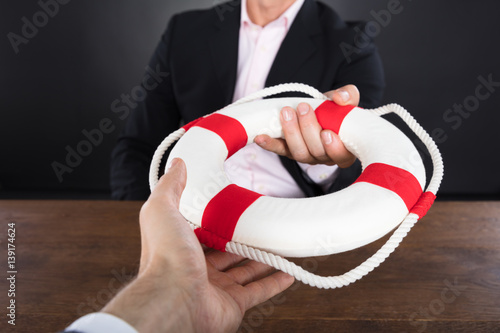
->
[110,17,181,200]
[333,21,385,109]
[326,21,385,193]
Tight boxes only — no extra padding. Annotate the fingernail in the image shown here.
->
[321,131,333,145]
[337,89,349,103]
[298,103,309,115]
[282,108,292,121]
[254,135,266,146]
[167,158,180,169]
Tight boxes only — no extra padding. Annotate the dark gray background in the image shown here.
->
[1,0,499,199]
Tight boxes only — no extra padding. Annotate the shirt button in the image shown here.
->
[247,153,257,161]
[319,173,328,180]
[257,185,266,192]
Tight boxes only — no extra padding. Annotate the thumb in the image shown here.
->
[151,158,187,208]
[324,84,360,107]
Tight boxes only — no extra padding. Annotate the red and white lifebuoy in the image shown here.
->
[150,83,443,289]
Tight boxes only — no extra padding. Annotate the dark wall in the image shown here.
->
[1,0,499,199]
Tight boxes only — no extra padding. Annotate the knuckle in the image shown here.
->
[309,146,325,159]
[298,114,317,127]
[291,149,311,162]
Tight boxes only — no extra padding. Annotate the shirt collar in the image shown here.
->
[240,0,305,30]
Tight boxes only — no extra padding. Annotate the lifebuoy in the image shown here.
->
[150,83,443,289]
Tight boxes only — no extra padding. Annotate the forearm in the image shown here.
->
[102,273,195,333]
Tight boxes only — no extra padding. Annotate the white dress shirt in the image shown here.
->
[65,312,138,333]
[225,0,339,197]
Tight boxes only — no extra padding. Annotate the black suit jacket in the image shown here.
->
[110,0,385,200]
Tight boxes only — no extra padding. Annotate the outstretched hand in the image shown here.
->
[102,159,294,333]
[254,85,359,168]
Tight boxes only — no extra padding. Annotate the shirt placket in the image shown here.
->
[245,25,264,96]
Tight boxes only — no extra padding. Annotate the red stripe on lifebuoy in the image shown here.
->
[195,114,248,158]
[181,117,204,131]
[354,163,423,211]
[315,100,356,134]
[410,191,436,219]
[197,184,263,252]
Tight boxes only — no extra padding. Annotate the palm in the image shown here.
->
[189,251,288,333]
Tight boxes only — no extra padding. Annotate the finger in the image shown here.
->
[324,84,360,107]
[205,250,247,272]
[139,158,186,253]
[280,106,312,163]
[139,158,203,271]
[321,130,356,168]
[296,103,328,162]
[233,271,295,311]
[224,260,276,286]
[254,135,290,157]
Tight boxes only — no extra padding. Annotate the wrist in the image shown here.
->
[102,273,195,332]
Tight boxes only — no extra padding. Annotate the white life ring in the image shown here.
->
[150,83,443,289]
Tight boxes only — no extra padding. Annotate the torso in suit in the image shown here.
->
[110,0,385,200]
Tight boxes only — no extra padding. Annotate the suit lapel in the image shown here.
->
[209,3,241,105]
[266,0,322,86]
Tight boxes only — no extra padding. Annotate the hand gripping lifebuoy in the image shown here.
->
[150,83,444,289]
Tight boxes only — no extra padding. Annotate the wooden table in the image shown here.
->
[1,200,499,332]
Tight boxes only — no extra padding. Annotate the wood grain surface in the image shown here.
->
[0,200,499,332]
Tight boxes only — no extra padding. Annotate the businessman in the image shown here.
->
[110,0,384,200]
